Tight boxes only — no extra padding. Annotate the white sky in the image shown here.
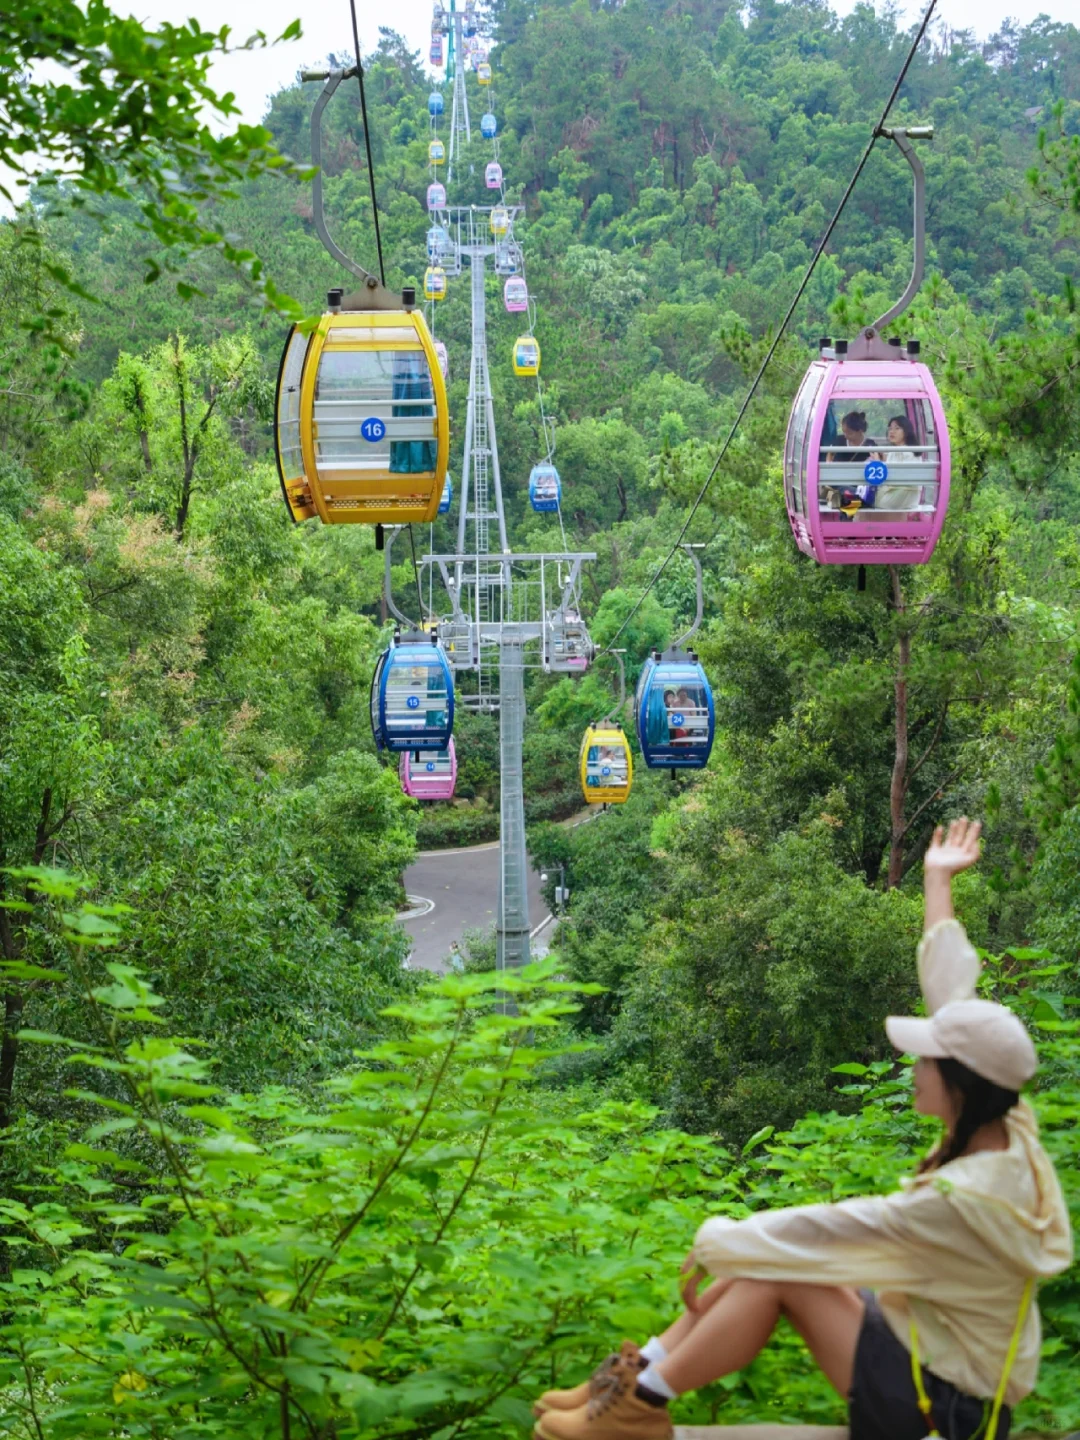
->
[132,0,1073,130]
[0,0,1070,209]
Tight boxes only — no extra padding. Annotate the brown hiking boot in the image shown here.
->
[533,1348,672,1440]
[532,1342,643,1418]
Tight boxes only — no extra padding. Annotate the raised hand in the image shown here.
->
[924,818,982,878]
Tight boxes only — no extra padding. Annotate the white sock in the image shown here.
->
[640,1337,668,1365]
[637,1363,677,1401]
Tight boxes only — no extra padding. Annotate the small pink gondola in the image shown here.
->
[485,161,503,190]
[399,739,457,801]
[427,182,446,211]
[504,275,528,313]
[783,124,949,567]
[784,338,950,566]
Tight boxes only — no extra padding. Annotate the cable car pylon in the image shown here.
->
[388,203,595,974]
[446,2,471,182]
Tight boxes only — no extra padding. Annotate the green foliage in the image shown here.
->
[0,0,307,322]
[0,873,1076,1438]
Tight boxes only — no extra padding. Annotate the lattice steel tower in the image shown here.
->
[446,5,471,183]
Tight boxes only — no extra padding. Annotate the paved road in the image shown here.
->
[399,841,550,972]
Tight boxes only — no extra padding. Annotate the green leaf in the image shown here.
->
[742,1125,775,1155]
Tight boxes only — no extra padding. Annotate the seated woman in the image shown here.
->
[856,414,924,520]
[822,411,873,513]
[826,410,872,465]
[532,818,1072,1440]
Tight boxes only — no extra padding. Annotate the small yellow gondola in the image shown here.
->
[275,300,449,527]
[477,62,492,84]
[424,265,448,301]
[512,335,540,376]
[490,205,509,236]
[580,725,633,805]
[429,138,446,165]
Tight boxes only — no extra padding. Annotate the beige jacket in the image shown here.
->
[693,920,1073,1404]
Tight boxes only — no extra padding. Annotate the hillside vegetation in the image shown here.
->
[1,1,1079,1435]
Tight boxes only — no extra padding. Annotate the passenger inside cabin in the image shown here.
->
[876,414,918,463]
[821,411,874,514]
[664,689,687,740]
[827,411,872,464]
[855,413,924,521]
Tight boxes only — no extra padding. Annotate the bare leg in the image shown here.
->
[657,1280,735,1353]
[657,1280,864,1398]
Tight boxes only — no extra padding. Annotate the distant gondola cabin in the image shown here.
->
[427,225,451,261]
[428,91,444,117]
[477,61,491,83]
[429,36,444,65]
[512,335,540,376]
[427,182,446,211]
[489,205,509,235]
[428,138,445,165]
[634,650,715,770]
[480,111,497,138]
[485,161,503,189]
[434,340,449,380]
[545,610,590,672]
[438,474,452,513]
[370,634,454,753]
[424,266,447,301]
[400,740,457,801]
[504,275,528,312]
[275,305,448,527]
[529,461,560,512]
[580,725,633,805]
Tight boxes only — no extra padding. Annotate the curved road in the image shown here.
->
[399,840,551,972]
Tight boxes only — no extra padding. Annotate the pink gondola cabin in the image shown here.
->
[399,739,457,801]
[784,333,950,566]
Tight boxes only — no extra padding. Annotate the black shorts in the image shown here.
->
[848,1292,1009,1440]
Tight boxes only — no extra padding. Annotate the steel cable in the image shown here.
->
[594,0,940,658]
[348,0,386,286]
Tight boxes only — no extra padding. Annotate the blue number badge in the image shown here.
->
[406,695,420,710]
[360,416,386,443]
[671,712,684,726]
[425,761,436,772]
[601,765,611,777]
[864,460,888,484]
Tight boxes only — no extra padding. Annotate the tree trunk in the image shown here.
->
[174,337,192,541]
[0,991,26,1130]
[0,788,53,1129]
[887,566,909,889]
[174,456,195,542]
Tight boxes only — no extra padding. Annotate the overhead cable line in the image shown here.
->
[408,523,427,620]
[596,0,939,658]
[348,0,386,285]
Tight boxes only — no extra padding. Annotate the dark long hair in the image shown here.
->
[887,414,918,446]
[919,1057,1020,1173]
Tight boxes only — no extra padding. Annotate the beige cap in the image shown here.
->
[885,997,1037,1091]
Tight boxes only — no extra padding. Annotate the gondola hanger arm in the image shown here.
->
[383,526,418,626]
[673,544,705,650]
[303,68,413,311]
[869,126,933,334]
[602,649,627,725]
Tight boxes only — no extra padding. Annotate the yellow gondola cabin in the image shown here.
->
[579,724,633,805]
[275,299,449,526]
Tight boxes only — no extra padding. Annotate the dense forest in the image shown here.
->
[1,0,1079,1435]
